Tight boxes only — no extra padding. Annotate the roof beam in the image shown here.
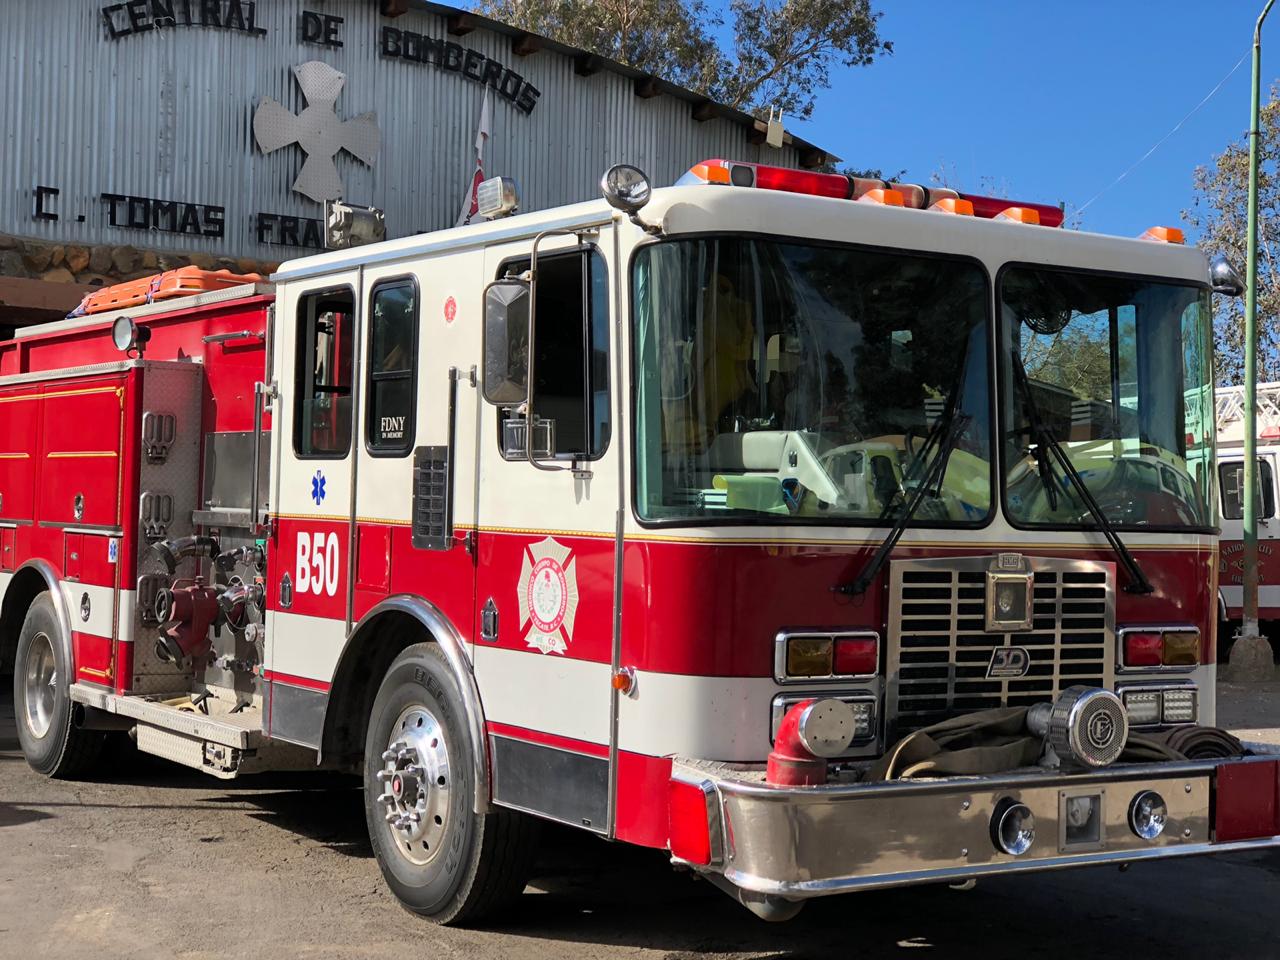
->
[691,100,717,123]
[574,53,601,77]
[512,32,543,56]
[634,76,661,99]
[446,13,477,36]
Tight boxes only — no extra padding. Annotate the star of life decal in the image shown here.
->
[517,537,579,655]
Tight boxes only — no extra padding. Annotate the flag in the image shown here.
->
[456,87,492,227]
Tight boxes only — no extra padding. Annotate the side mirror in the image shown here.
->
[482,279,531,405]
[1210,253,1245,297]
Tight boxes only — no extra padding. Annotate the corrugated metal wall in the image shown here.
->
[2,0,803,261]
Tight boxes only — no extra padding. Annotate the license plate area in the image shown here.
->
[1059,787,1106,852]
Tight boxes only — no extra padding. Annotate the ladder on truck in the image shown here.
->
[1216,383,1280,447]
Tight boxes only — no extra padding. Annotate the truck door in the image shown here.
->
[349,266,480,640]
[265,277,361,745]
[470,239,618,834]
[1218,451,1279,618]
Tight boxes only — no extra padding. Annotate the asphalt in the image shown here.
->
[4,685,1280,960]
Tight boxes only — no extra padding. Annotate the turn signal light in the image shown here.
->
[1120,627,1201,669]
[782,632,879,679]
[786,636,833,677]
[1124,632,1164,668]
[1162,631,1200,666]
[833,636,878,675]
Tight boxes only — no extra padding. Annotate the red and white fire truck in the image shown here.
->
[4,160,1278,924]
[1216,382,1280,625]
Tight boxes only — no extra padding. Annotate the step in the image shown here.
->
[70,684,264,749]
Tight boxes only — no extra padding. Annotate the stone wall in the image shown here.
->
[0,232,280,290]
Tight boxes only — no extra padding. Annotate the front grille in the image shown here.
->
[886,555,1115,740]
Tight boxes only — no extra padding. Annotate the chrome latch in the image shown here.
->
[481,598,499,642]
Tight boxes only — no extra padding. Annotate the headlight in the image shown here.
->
[1162,688,1197,724]
[1129,790,1168,840]
[992,801,1036,856]
[1121,689,1162,726]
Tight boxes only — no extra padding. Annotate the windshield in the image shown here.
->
[999,266,1215,529]
[633,236,992,525]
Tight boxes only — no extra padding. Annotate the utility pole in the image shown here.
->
[1233,0,1277,679]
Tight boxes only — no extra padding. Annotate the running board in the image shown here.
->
[69,684,264,748]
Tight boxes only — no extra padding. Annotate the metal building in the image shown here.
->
[0,0,829,329]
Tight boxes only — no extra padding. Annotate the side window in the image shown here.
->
[367,280,418,456]
[1220,459,1276,520]
[294,288,355,458]
[498,249,610,459]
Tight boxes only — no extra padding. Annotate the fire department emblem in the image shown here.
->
[252,61,381,203]
[518,537,579,654]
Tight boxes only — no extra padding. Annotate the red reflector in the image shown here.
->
[1123,632,1163,668]
[668,779,713,865]
[1215,760,1280,842]
[959,193,1065,228]
[753,165,852,199]
[834,637,878,676]
[1263,426,1280,440]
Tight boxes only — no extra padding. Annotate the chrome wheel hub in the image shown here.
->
[376,705,451,866]
[23,632,57,739]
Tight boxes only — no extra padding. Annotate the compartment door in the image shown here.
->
[265,279,361,746]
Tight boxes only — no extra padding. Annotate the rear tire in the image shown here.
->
[13,594,104,778]
[363,642,539,925]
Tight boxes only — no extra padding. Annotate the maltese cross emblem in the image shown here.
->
[518,538,579,655]
[253,61,381,203]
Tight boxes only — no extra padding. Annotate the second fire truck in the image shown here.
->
[3,159,1278,924]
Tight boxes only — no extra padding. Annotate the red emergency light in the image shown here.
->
[680,159,1066,228]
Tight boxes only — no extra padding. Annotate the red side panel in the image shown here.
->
[614,751,674,849]
[38,379,125,528]
[73,631,113,682]
[1216,760,1280,842]
[0,388,38,521]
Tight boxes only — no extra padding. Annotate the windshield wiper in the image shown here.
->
[835,402,970,597]
[1011,358,1154,595]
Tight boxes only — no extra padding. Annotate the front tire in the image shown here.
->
[363,642,539,925]
[14,593,103,778]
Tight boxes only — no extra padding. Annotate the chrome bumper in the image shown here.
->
[674,757,1280,898]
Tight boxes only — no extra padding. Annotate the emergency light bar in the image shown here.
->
[679,159,1066,228]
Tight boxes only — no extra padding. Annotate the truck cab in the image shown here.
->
[4,160,1277,925]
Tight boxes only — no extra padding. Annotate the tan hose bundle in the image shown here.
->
[868,706,1247,781]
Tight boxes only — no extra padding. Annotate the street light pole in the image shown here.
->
[1239,0,1275,664]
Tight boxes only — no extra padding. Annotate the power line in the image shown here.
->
[1075,47,1251,220]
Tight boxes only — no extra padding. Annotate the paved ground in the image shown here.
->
[4,685,1280,960]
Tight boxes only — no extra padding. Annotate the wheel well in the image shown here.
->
[0,569,49,681]
[321,611,429,769]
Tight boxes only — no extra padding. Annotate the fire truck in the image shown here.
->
[1216,382,1280,626]
[4,159,1279,925]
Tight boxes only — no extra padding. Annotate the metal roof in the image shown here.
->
[408,1,837,167]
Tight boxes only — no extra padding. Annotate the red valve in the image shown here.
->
[766,699,827,786]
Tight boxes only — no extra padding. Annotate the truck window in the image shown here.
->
[498,248,610,460]
[1220,459,1276,520]
[294,288,356,458]
[366,279,418,456]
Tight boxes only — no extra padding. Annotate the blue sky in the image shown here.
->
[787,1,1272,240]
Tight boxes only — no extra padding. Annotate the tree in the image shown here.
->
[473,0,891,121]
[1184,87,1280,386]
